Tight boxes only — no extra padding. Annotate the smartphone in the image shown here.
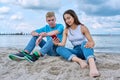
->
[51,35,57,39]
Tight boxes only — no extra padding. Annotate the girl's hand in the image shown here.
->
[85,41,95,48]
[52,37,60,46]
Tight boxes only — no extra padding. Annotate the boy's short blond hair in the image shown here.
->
[46,12,55,18]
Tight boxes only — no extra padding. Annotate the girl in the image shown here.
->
[53,9,100,77]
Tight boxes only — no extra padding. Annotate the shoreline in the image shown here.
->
[0,47,120,80]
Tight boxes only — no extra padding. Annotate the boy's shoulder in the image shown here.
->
[56,23,64,28]
[45,24,64,29]
[56,23,63,26]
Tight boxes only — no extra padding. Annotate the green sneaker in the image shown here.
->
[24,51,40,63]
[9,51,28,61]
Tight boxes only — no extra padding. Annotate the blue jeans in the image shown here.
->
[24,36,59,56]
[56,41,95,62]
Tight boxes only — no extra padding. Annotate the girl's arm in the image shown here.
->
[81,25,95,48]
[53,29,68,46]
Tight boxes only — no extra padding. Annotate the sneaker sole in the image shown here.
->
[9,54,25,61]
[24,56,34,63]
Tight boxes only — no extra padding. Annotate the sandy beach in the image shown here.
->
[0,47,120,80]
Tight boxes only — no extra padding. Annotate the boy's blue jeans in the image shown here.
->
[24,36,58,56]
[56,41,95,62]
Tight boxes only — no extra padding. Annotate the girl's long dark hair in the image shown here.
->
[63,9,83,29]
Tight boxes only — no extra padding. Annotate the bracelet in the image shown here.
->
[38,33,40,36]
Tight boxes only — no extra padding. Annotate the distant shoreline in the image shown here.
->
[0,33,30,35]
[92,34,120,36]
[0,34,120,36]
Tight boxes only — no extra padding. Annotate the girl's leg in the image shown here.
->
[81,41,100,77]
[72,56,88,69]
[88,58,100,77]
[56,46,88,68]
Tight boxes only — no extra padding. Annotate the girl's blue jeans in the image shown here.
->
[24,36,58,56]
[56,41,95,62]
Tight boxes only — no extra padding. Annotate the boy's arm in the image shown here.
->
[46,30,59,36]
[31,24,64,37]
[31,30,41,36]
[31,28,59,37]
[31,26,46,36]
[47,24,64,36]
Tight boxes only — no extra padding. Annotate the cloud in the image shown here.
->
[0,0,18,4]
[92,23,102,29]
[77,12,120,34]
[10,12,23,20]
[77,0,120,16]
[14,23,35,32]
[82,0,105,5]
[0,15,5,20]
[18,0,61,10]
[0,6,10,14]
[0,0,10,3]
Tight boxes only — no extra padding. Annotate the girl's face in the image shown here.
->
[64,14,74,26]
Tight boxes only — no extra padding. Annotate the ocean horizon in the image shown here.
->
[0,35,120,54]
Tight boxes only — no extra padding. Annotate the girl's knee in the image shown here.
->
[56,46,64,52]
[81,41,87,46]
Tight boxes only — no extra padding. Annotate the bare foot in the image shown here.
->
[71,57,88,69]
[78,60,88,69]
[89,69,100,78]
[88,58,100,78]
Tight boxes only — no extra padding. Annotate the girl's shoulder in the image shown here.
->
[80,24,88,34]
[80,24,87,30]
[80,24,86,28]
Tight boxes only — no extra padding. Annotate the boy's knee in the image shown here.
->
[47,39,53,44]
[32,36,38,40]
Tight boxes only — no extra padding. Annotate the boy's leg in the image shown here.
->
[24,36,46,53]
[40,39,58,56]
[24,36,38,53]
[9,36,46,61]
[25,39,57,63]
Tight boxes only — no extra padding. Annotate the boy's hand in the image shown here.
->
[36,36,43,46]
[40,32,47,37]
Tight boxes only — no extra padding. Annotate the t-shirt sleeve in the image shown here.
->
[57,24,64,33]
[35,26,46,33]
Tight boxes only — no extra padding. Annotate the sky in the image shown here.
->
[0,0,120,34]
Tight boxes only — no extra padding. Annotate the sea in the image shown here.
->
[0,35,120,54]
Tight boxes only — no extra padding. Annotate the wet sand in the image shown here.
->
[0,47,120,80]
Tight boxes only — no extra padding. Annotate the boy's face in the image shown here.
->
[46,16,56,27]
